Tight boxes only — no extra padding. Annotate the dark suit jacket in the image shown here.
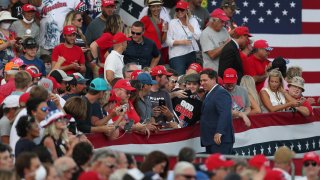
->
[218,40,243,84]
[200,85,234,147]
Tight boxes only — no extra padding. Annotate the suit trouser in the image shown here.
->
[205,143,234,155]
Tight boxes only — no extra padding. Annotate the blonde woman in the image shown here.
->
[259,70,299,112]
[40,109,71,160]
[166,1,201,75]
[240,75,262,115]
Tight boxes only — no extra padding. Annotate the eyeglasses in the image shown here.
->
[41,107,49,112]
[56,118,69,123]
[175,8,186,12]
[104,163,117,169]
[180,174,196,179]
[170,79,177,83]
[76,18,83,22]
[304,161,317,167]
[131,31,142,36]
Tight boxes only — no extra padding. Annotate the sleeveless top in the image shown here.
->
[41,135,68,158]
[261,87,286,113]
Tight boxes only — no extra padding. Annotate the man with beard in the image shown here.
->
[48,69,73,96]
[85,0,116,44]
[62,73,88,101]
[51,25,86,75]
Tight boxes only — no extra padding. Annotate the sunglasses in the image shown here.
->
[170,79,177,83]
[180,174,196,179]
[105,163,117,169]
[76,18,83,22]
[56,118,69,123]
[175,8,186,12]
[41,107,49,112]
[304,161,317,167]
[131,31,142,35]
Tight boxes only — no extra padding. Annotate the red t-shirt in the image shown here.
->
[51,44,85,74]
[301,98,313,116]
[95,32,113,63]
[0,78,15,104]
[246,55,270,92]
[140,16,163,49]
[111,101,140,124]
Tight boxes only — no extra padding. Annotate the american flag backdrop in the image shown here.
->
[206,0,320,99]
[120,0,320,99]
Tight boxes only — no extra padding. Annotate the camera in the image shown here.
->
[120,104,129,112]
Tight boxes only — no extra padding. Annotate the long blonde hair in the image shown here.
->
[45,121,69,143]
[240,75,261,107]
[63,11,87,44]
[267,69,285,91]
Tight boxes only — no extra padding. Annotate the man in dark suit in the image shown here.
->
[218,26,252,84]
[200,69,234,154]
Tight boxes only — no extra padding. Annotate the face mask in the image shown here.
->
[22,15,34,24]
[0,22,11,30]
[35,165,47,180]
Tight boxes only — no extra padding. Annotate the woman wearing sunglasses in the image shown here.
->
[301,152,320,180]
[140,0,169,64]
[40,109,71,160]
[166,1,201,75]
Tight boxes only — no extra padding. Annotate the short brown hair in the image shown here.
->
[29,86,49,101]
[15,71,32,89]
[64,97,87,120]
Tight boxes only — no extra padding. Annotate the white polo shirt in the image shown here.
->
[104,50,124,81]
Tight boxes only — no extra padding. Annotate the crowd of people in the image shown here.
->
[0,0,319,179]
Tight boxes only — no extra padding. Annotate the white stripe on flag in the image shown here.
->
[288,59,320,72]
[96,137,205,156]
[302,10,320,22]
[304,84,320,96]
[234,121,320,148]
[119,9,139,27]
[251,34,320,47]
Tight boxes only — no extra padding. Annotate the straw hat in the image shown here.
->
[0,11,17,22]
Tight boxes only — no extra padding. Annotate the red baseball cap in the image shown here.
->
[19,92,30,105]
[150,65,173,76]
[176,1,189,9]
[63,25,77,35]
[48,76,62,90]
[253,39,273,51]
[223,68,237,84]
[113,32,131,44]
[22,4,36,12]
[205,153,234,171]
[303,152,319,164]
[101,0,115,7]
[248,155,270,169]
[113,79,136,91]
[130,70,142,80]
[187,63,202,73]
[234,26,252,37]
[210,8,230,22]
[25,66,41,78]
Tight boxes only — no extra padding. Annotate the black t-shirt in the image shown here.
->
[62,93,79,101]
[80,96,104,133]
[172,96,202,127]
[15,138,37,157]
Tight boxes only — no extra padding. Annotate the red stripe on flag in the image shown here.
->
[269,47,320,59]
[302,0,320,9]
[302,23,320,34]
[302,72,320,83]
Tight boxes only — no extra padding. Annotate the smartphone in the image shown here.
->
[124,120,134,131]
[159,99,166,107]
[184,89,192,97]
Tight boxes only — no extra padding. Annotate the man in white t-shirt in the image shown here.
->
[200,8,230,71]
[35,0,84,54]
[104,32,131,83]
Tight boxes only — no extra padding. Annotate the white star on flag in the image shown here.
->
[306,141,309,150]
[258,1,264,7]
[251,9,256,15]
[282,9,288,16]
[258,17,264,23]
[128,3,133,12]
[274,2,280,8]
[266,9,272,15]
[290,2,296,8]
[211,0,217,6]
[267,145,271,154]
[243,1,249,7]
[235,10,241,14]
[274,17,280,23]
[290,17,296,23]
[243,16,249,23]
